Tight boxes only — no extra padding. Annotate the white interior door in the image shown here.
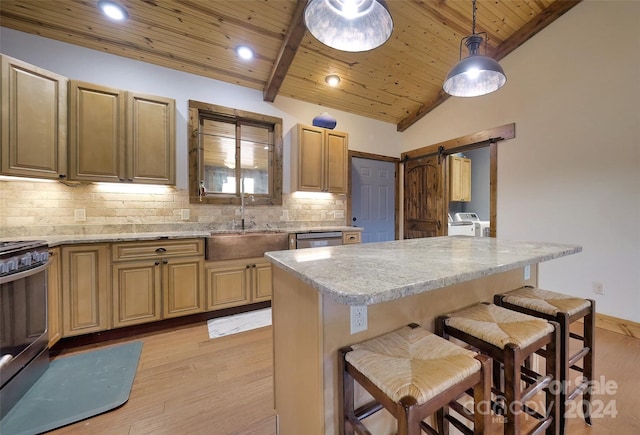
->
[351,157,395,243]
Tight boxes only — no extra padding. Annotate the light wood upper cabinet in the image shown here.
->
[0,55,67,179]
[61,244,110,337]
[292,124,348,194]
[127,92,175,185]
[449,156,472,202]
[69,81,175,184]
[68,81,124,182]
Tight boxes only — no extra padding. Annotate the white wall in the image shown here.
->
[0,27,403,192]
[403,0,640,322]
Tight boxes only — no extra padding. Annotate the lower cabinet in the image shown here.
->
[111,240,205,328]
[47,247,62,347]
[206,257,272,310]
[61,244,110,337]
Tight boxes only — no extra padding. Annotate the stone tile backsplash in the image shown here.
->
[0,180,347,237]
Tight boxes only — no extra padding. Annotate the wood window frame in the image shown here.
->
[188,100,283,205]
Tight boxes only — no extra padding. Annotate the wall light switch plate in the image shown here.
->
[74,209,86,222]
[524,265,531,281]
[335,210,345,219]
[350,305,367,334]
[181,209,190,221]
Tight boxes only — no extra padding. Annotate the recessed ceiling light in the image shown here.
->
[236,45,254,60]
[325,75,341,87]
[97,0,128,21]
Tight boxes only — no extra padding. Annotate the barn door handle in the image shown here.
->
[437,220,441,230]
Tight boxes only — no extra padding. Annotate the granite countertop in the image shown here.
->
[265,236,583,306]
[42,231,212,247]
[4,226,362,247]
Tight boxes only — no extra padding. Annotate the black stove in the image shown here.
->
[0,240,49,277]
[0,239,50,418]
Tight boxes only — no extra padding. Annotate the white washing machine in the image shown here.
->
[453,212,491,237]
[447,213,475,236]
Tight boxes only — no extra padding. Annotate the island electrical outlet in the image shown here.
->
[350,305,367,334]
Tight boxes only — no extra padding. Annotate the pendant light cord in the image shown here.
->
[472,0,477,35]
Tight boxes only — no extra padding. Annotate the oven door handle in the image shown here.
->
[0,261,49,285]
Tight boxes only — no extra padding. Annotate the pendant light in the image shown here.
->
[443,0,506,97]
[304,0,393,52]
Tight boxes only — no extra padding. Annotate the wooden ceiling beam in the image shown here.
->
[263,0,308,102]
[396,0,582,133]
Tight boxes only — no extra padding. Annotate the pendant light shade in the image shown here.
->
[443,1,506,97]
[304,0,393,52]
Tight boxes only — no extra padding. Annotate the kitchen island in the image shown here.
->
[265,236,582,434]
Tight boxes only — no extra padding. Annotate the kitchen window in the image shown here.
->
[188,100,283,205]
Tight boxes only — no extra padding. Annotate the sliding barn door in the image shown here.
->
[404,154,446,239]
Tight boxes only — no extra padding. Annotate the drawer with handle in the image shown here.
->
[342,231,362,245]
[112,239,204,262]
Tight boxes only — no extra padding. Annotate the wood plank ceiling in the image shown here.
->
[0,0,580,131]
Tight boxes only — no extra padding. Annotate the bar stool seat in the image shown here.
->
[437,303,560,435]
[495,286,595,433]
[498,286,591,317]
[340,324,491,435]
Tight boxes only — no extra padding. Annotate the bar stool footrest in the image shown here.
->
[569,347,590,367]
[521,374,552,403]
[528,416,554,435]
[354,400,384,421]
[567,381,590,402]
[569,332,584,340]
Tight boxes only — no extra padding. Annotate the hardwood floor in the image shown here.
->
[50,324,276,435]
[49,322,639,434]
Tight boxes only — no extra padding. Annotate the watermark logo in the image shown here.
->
[460,376,618,420]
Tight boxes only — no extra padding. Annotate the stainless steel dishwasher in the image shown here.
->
[295,231,343,249]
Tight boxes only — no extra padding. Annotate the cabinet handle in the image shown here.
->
[246,265,251,269]
[155,247,167,253]
[154,261,160,266]
[252,264,256,268]
[163,259,169,264]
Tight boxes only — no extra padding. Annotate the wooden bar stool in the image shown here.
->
[339,324,491,435]
[436,303,560,435]
[494,286,595,433]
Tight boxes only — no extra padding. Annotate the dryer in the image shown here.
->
[453,212,491,237]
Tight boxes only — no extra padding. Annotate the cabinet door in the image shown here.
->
[112,260,162,327]
[47,248,62,347]
[0,55,67,179]
[61,244,110,337]
[252,261,273,302]
[297,125,325,191]
[69,81,125,182]
[449,156,472,202]
[206,261,250,310]
[127,92,175,185]
[459,158,472,201]
[163,257,204,318]
[325,130,348,193]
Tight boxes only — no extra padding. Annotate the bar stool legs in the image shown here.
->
[437,303,561,435]
[339,324,492,435]
[495,287,595,434]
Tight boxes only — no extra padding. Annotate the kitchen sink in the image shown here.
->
[206,231,290,261]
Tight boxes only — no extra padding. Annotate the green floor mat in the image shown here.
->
[1,341,143,435]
